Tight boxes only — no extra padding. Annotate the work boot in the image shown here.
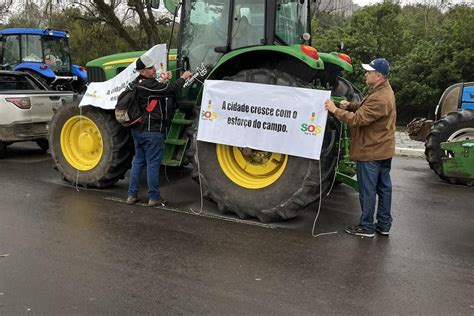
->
[344,225,375,238]
[126,196,139,205]
[148,197,167,207]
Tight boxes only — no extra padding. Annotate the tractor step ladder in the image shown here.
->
[162,109,193,167]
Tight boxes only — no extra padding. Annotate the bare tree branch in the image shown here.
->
[0,0,14,20]
[91,0,140,50]
[129,0,161,48]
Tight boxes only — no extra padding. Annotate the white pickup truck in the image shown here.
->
[0,70,75,157]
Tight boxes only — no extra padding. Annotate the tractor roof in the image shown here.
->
[0,28,68,38]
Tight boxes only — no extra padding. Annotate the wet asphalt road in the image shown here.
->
[0,142,473,315]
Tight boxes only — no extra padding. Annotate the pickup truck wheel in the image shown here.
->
[35,139,49,152]
[49,102,133,187]
[187,69,342,222]
[0,141,7,158]
[425,110,474,185]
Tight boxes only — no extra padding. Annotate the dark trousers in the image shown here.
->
[356,159,393,232]
[128,130,164,200]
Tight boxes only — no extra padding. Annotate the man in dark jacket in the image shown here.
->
[325,58,396,238]
[127,54,192,207]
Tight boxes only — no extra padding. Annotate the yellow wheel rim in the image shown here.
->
[60,115,103,171]
[216,144,288,189]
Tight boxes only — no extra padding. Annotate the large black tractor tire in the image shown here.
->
[49,102,133,188]
[425,109,474,185]
[187,69,343,222]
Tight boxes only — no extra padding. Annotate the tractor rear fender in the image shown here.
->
[318,52,353,73]
[15,62,56,79]
[207,45,353,84]
[208,45,324,83]
[192,45,353,108]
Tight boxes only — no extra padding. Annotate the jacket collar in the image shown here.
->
[368,79,390,95]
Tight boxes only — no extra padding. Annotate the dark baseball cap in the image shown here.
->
[362,58,390,76]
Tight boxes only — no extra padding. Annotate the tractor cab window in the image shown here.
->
[42,36,71,73]
[21,35,43,62]
[276,0,308,45]
[3,35,20,67]
[181,0,230,71]
[231,0,265,49]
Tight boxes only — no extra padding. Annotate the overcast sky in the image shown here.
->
[352,0,473,7]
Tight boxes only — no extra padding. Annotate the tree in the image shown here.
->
[72,0,173,50]
[313,2,474,124]
[0,0,13,23]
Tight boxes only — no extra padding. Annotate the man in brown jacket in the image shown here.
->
[325,58,396,238]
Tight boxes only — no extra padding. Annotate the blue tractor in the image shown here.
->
[0,28,87,93]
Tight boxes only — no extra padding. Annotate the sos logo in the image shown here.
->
[201,110,217,121]
[300,123,322,134]
[300,112,322,135]
[201,100,217,121]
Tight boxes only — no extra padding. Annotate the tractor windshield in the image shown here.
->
[180,0,230,70]
[19,35,72,73]
[42,36,71,73]
[275,0,308,45]
[21,35,43,63]
[180,0,309,71]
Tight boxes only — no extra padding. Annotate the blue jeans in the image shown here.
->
[356,159,393,232]
[128,130,164,200]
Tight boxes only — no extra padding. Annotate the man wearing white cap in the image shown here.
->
[127,54,192,207]
[325,58,396,238]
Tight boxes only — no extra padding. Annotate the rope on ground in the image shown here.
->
[189,140,203,215]
[311,125,343,237]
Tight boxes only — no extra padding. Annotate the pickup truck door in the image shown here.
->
[29,92,74,123]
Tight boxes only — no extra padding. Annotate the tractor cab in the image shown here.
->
[172,0,354,106]
[0,28,87,93]
[179,0,309,70]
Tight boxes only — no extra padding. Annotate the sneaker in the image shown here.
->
[375,226,390,236]
[148,198,168,207]
[344,225,375,238]
[126,196,139,205]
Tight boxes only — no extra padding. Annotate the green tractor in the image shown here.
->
[407,82,474,185]
[49,0,362,222]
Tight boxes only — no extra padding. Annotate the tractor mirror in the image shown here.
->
[149,0,160,10]
[163,0,179,13]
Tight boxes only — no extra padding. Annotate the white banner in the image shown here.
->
[197,80,330,160]
[79,44,167,109]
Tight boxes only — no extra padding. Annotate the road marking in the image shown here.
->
[53,181,115,192]
[104,196,277,229]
